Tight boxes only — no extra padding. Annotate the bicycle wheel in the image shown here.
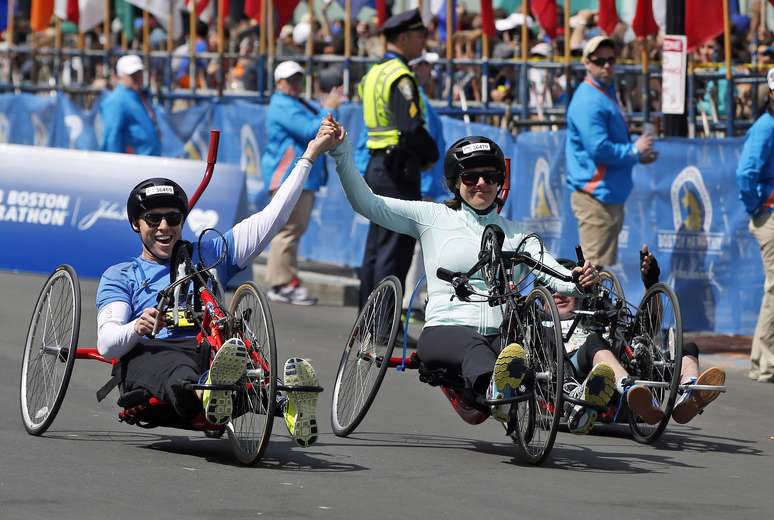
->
[628,283,683,444]
[509,285,564,465]
[226,282,277,465]
[480,224,507,293]
[599,270,624,303]
[20,265,81,436]
[331,276,401,437]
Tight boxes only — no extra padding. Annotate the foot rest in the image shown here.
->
[562,393,607,412]
[117,389,152,408]
[277,385,324,393]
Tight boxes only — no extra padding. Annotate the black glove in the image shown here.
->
[640,251,661,289]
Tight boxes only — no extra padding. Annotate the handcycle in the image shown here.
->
[18,130,322,465]
[330,224,577,465]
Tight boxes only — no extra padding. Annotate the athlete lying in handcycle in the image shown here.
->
[553,247,726,435]
[95,128,338,448]
[321,118,599,430]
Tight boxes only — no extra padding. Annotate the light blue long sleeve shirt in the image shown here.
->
[99,84,161,156]
[331,137,580,336]
[261,92,331,193]
[565,77,639,204]
[736,111,774,216]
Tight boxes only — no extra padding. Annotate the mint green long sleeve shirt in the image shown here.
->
[330,138,581,336]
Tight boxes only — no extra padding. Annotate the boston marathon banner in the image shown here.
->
[0,93,761,334]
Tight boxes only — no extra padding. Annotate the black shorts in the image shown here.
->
[119,337,210,418]
[418,325,502,394]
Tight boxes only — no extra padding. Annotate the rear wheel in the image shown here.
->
[508,286,564,465]
[627,283,683,444]
[331,276,401,437]
[599,270,624,304]
[20,265,81,435]
[227,282,277,464]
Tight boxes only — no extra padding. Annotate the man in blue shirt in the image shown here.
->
[565,36,657,269]
[100,55,161,156]
[262,61,345,305]
[736,66,774,384]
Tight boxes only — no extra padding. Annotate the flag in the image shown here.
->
[0,0,8,33]
[349,0,374,18]
[126,0,184,40]
[429,0,455,43]
[31,0,54,31]
[597,0,619,36]
[632,0,658,39]
[685,0,723,51]
[115,0,136,41]
[243,0,299,29]
[55,0,79,24]
[480,0,495,38]
[530,0,557,39]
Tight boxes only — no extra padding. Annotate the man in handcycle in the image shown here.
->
[552,247,726,434]
[319,117,606,427]
[95,129,339,447]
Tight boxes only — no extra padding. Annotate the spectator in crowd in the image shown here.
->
[565,36,657,269]
[736,66,774,384]
[100,54,160,156]
[261,61,345,305]
[356,8,440,309]
[174,20,209,89]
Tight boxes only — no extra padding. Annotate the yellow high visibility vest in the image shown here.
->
[359,57,424,150]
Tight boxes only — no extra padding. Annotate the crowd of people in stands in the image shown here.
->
[2,1,774,133]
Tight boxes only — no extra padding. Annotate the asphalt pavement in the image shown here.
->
[0,270,771,520]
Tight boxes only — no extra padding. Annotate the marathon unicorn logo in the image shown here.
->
[657,166,723,254]
[240,124,264,211]
[0,114,9,143]
[526,157,561,237]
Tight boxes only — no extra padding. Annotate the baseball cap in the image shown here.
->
[582,35,615,60]
[409,51,439,67]
[495,13,533,32]
[274,61,305,83]
[767,67,774,90]
[530,42,552,57]
[116,54,144,76]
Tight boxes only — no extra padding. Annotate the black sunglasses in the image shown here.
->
[142,211,184,227]
[460,171,504,186]
[589,56,616,67]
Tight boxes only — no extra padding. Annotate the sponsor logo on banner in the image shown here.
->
[657,166,723,254]
[187,208,220,235]
[0,114,9,143]
[183,131,208,160]
[524,157,561,237]
[77,200,125,230]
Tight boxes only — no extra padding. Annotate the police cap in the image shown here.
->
[381,8,427,37]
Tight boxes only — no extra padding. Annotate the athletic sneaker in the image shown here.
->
[565,362,615,435]
[626,384,665,425]
[671,367,726,424]
[488,343,528,422]
[202,338,249,425]
[267,278,317,306]
[283,357,319,447]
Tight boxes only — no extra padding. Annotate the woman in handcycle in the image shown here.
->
[95,128,339,447]
[319,117,605,428]
[552,247,726,434]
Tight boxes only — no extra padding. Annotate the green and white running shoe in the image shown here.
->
[566,362,615,434]
[283,358,319,447]
[488,343,528,423]
[203,338,249,425]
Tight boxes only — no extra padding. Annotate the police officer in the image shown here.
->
[357,8,440,308]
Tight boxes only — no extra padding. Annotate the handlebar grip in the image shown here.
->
[575,245,585,266]
[206,130,220,165]
[436,268,457,283]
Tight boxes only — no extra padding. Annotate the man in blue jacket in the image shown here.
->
[736,66,774,384]
[565,36,657,269]
[100,55,161,156]
[261,61,345,305]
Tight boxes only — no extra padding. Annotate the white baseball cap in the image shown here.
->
[292,21,311,46]
[495,13,533,32]
[274,61,305,83]
[409,51,439,67]
[116,54,144,77]
[767,67,774,90]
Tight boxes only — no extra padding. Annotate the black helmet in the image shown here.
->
[443,136,506,186]
[127,177,189,228]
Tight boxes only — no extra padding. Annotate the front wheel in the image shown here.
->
[507,285,564,465]
[227,282,278,465]
[331,276,402,437]
[20,265,81,435]
[627,283,683,444]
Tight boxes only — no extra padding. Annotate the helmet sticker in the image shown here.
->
[461,142,491,155]
[145,186,174,196]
